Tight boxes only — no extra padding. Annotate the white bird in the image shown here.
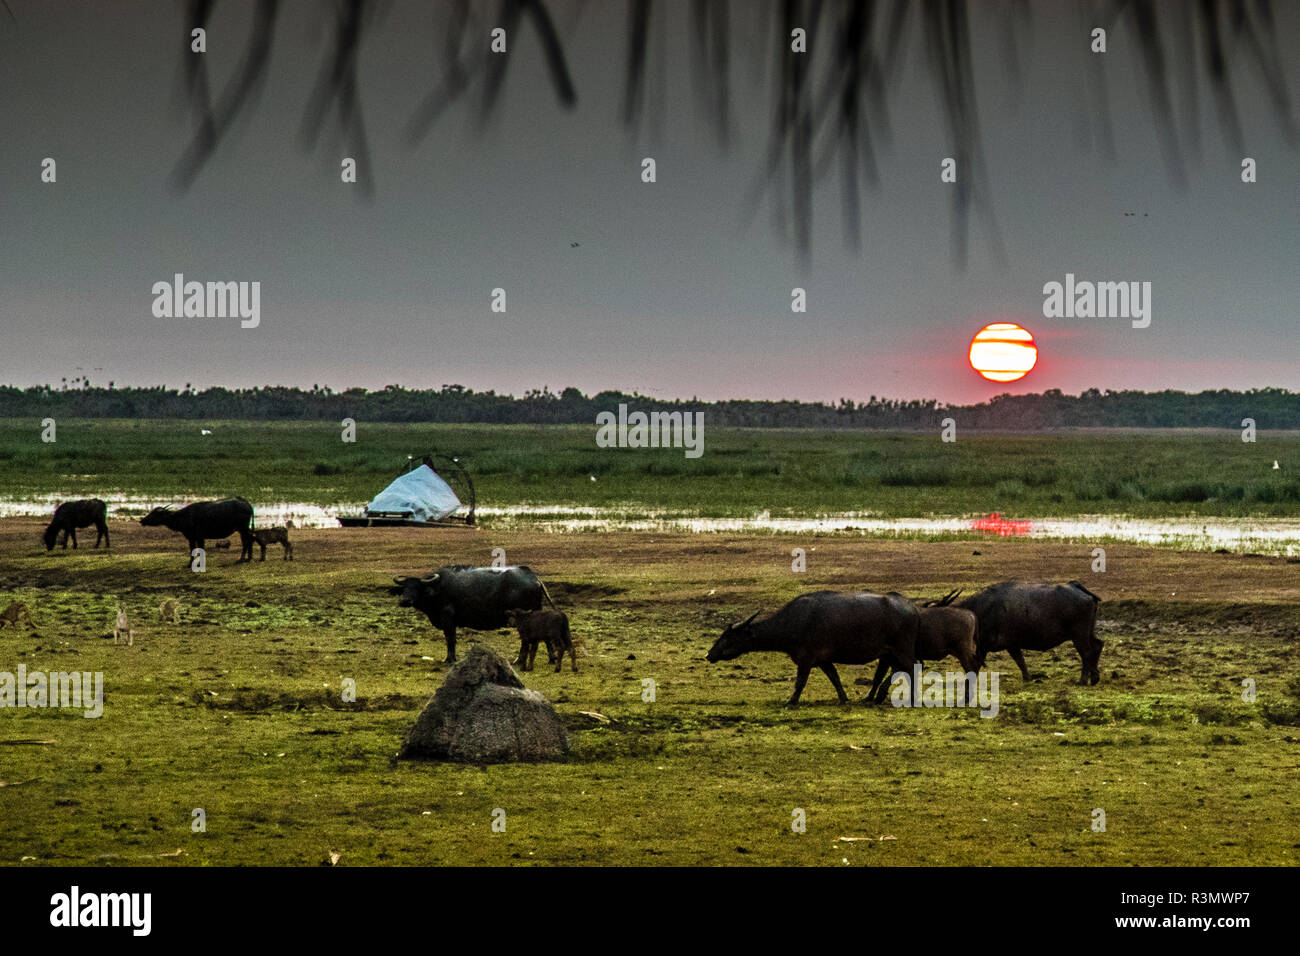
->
[200,429,213,436]
[1274,460,1280,470]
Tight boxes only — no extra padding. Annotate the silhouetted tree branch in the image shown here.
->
[169,0,1296,264]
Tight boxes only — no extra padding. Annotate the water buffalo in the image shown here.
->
[251,527,293,561]
[866,602,980,703]
[960,580,1103,684]
[706,590,919,706]
[43,499,109,550]
[508,608,577,673]
[140,498,255,563]
[390,565,557,663]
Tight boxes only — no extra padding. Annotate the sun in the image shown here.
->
[969,322,1038,383]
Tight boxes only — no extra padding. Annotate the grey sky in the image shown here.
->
[2,1,1297,405]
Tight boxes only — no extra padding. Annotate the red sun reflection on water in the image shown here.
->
[970,513,1033,537]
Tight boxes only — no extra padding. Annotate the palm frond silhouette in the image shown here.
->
[169,0,1295,265]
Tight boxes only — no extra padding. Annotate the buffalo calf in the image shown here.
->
[508,608,576,673]
[251,527,293,561]
[867,604,979,703]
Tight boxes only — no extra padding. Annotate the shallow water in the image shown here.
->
[485,507,1300,555]
[2,495,1298,555]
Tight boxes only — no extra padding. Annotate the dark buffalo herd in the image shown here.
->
[708,579,1105,705]
[37,497,1104,707]
[39,496,257,563]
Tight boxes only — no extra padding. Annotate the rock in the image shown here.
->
[399,645,568,763]
[449,684,569,763]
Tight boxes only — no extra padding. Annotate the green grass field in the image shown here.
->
[1,425,1298,866]
[2,419,1300,517]
[1,527,1298,866]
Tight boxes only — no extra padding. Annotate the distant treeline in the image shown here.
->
[1,383,1297,430]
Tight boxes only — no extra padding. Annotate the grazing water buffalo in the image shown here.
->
[866,601,980,703]
[706,590,919,706]
[43,499,109,551]
[390,565,557,663]
[140,498,255,563]
[959,580,1103,684]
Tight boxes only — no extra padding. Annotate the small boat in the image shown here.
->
[338,453,477,528]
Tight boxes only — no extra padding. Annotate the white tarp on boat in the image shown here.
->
[366,464,461,522]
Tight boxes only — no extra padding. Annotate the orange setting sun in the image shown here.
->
[969,322,1038,383]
